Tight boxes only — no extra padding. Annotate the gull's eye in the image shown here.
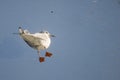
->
[45,31,48,34]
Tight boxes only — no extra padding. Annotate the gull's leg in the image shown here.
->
[37,50,45,63]
[37,50,40,57]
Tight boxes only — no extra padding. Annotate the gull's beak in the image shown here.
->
[50,34,56,37]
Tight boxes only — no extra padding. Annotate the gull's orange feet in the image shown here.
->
[45,52,53,57]
[39,57,45,63]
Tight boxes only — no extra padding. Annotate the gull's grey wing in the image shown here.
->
[20,34,43,48]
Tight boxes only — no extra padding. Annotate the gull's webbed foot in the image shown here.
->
[45,52,53,57]
[39,57,45,63]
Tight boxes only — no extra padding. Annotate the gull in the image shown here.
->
[18,27,55,62]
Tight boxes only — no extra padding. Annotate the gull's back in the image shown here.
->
[19,27,51,50]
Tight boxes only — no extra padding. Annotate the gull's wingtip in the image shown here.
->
[18,27,24,33]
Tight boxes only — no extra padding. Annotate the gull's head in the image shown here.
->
[40,31,55,38]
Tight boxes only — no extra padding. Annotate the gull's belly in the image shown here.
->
[40,38,51,49]
[31,39,51,50]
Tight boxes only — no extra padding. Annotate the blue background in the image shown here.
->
[0,0,120,80]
